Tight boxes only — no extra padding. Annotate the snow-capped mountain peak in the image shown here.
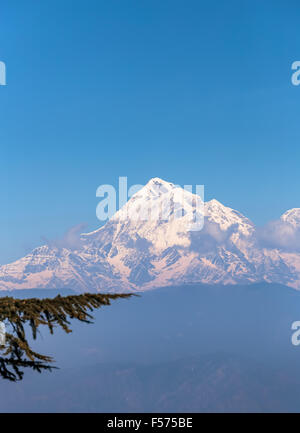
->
[280,208,300,227]
[111,177,204,227]
[0,178,299,292]
[106,178,205,253]
[204,199,254,236]
[142,177,176,195]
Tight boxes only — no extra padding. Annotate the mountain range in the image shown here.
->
[1,177,300,292]
[3,355,300,413]
[1,283,300,412]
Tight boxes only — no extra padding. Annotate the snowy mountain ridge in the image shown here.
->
[0,177,300,292]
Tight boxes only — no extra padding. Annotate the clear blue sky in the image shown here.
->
[1,0,300,264]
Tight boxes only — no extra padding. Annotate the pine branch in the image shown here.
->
[0,291,135,381]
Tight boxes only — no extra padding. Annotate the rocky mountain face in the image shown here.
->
[0,177,300,292]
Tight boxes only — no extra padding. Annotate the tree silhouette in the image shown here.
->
[0,292,133,381]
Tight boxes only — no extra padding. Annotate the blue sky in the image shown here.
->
[0,0,300,264]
